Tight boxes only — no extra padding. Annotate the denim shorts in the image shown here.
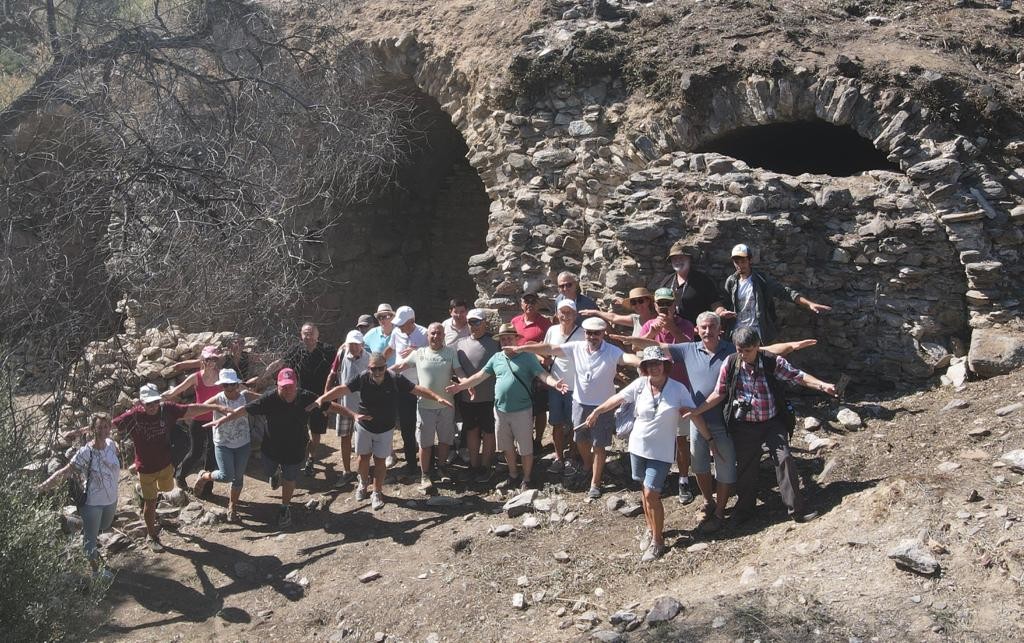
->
[547,387,574,426]
[261,455,300,482]
[630,453,672,491]
[689,423,737,484]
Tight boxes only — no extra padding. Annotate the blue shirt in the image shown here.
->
[668,340,735,431]
[363,327,394,366]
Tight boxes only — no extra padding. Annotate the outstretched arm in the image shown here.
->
[316,385,352,407]
[584,392,626,428]
[796,295,831,314]
[579,309,635,328]
[506,342,563,358]
[762,338,817,356]
[539,372,569,394]
[797,372,837,396]
[162,373,197,401]
[446,369,491,394]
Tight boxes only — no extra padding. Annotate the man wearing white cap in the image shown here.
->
[384,305,428,474]
[454,309,501,480]
[113,383,224,551]
[326,330,370,485]
[721,243,831,343]
[542,299,584,476]
[509,317,641,498]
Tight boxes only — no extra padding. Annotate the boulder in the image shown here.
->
[887,539,940,576]
[836,407,862,430]
[645,596,683,625]
[967,329,1024,377]
[503,489,538,517]
[1000,449,1024,472]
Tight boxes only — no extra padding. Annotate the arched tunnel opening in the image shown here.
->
[696,120,901,176]
[309,78,491,336]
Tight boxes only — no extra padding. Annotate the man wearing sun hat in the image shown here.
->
[326,330,371,485]
[657,240,726,325]
[509,317,642,498]
[208,367,335,527]
[448,324,569,490]
[721,243,831,343]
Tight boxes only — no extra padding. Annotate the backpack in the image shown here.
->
[721,351,796,436]
[68,447,94,507]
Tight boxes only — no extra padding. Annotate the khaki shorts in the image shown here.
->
[416,406,456,447]
[138,464,174,501]
[495,408,534,456]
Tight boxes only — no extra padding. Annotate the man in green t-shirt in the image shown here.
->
[393,322,461,493]
[448,324,568,491]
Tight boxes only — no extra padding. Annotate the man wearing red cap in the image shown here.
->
[208,367,337,527]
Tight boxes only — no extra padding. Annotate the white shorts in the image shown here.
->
[354,424,393,459]
[416,406,456,448]
[495,408,534,456]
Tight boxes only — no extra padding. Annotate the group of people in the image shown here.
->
[40,239,840,565]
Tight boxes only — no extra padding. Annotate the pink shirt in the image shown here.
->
[639,316,695,386]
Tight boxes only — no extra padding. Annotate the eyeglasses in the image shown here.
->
[584,330,603,336]
[369,366,387,373]
[557,283,573,290]
[629,297,649,305]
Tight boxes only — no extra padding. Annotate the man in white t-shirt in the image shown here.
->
[510,317,641,498]
[326,330,370,485]
[542,299,584,476]
[384,306,428,475]
[442,298,471,346]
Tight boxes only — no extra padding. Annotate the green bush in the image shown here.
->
[0,372,105,642]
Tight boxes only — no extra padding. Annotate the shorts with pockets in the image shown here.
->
[689,423,737,484]
[354,424,393,460]
[459,399,495,435]
[548,387,574,426]
[495,408,535,456]
[261,455,300,482]
[572,401,614,448]
[308,411,329,436]
[138,464,175,501]
[416,406,456,447]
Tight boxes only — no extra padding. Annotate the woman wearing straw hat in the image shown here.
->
[579,287,658,337]
[584,346,719,562]
[193,369,261,521]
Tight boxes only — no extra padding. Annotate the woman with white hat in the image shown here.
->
[193,369,261,521]
[584,346,719,562]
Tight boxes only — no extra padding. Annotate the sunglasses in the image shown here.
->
[468,319,484,325]
[629,297,649,305]
[369,366,387,373]
[584,330,603,336]
[557,283,573,290]
[223,382,240,387]
[376,313,393,320]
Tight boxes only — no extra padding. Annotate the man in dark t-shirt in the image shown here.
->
[317,352,452,509]
[656,241,726,325]
[209,368,337,527]
[261,322,337,478]
[114,383,222,552]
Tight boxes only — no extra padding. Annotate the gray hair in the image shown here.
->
[696,311,721,328]
[427,321,444,333]
[556,271,578,284]
[732,326,761,348]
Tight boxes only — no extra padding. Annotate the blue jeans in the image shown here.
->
[212,443,251,490]
[80,502,117,559]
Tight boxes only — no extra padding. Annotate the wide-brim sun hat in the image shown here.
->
[375,303,395,317]
[639,345,673,366]
[216,369,242,385]
[494,323,519,339]
[623,287,653,310]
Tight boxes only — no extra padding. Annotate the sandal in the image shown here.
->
[700,515,723,534]
[696,499,716,517]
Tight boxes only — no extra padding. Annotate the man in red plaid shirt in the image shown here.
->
[684,327,836,524]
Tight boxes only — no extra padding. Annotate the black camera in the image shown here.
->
[731,398,752,421]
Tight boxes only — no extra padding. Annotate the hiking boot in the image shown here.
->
[277,505,292,527]
[370,491,385,511]
[496,475,521,491]
[587,485,602,499]
[419,475,436,495]
[269,468,280,491]
[641,542,666,563]
[437,466,453,485]
[302,460,315,477]
[562,460,579,477]
[355,485,369,501]
[677,483,694,505]
[547,459,565,475]
[519,476,532,492]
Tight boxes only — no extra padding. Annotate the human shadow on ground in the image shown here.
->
[98,532,333,635]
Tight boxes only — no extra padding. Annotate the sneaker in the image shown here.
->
[547,459,565,475]
[147,537,164,553]
[228,507,239,523]
[562,460,579,477]
[791,510,819,523]
[641,542,666,562]
[277,505,292,527]
[638,527,653,552]
[302,460,315,477]
[385,454,397,468]
[587,486,602,499]
[419,475,436,495]
[437,466,453,485]
[677,483,694,505]
[496,475,521,491]
[370,491,385,511]
[474,467,494,484]
[193,470,210,497]
[355,485,369,501]
[269,468,280,491]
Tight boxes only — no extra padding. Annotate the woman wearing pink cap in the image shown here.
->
[164,345,224,492]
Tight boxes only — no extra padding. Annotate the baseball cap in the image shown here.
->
[654,287,675,302]
[356,314,375,328]
[344,330,365,345]
[277,368,298,387]
[139,383,162,404]
[467,308,487,321]
[200,345,222,359]
[731,243,751,258]
[392,305,415,326]
[557,299,577,311]
[581,317,607,332]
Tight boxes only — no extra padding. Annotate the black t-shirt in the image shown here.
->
[224,352,251,379]
[284,342,336,392]
[245,389,320,464]
[658,269,724,324]
[346,372,415,434]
